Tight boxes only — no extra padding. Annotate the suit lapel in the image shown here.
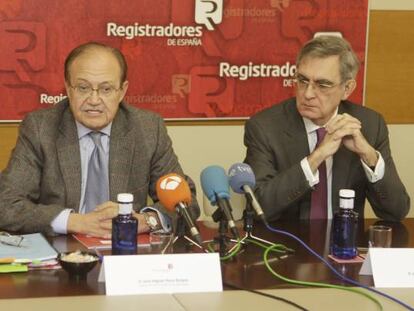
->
[109,107,135,200]
[283,101,311,219]
[56,107,82,211]
[283,102,310,163]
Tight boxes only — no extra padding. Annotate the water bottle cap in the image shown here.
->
[339,189,355,198]
[117,193,134,203]
[118,204,133,215]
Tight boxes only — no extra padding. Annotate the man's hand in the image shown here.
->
[132,211,152,234]
[326,113,378,166]
[307,114,359,173]
[95,203,155,233]
[67,201,154,237]
[67,201,119,238]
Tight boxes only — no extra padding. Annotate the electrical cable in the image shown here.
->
[207,238,293,261]
[244,237,383,309]
[262,243,383,310]
[265,223,414,311]
[208,237,308,309]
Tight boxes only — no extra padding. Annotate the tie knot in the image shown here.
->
[316,127,326,142]
[89,131,103,147]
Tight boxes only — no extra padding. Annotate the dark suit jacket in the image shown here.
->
[0,99,199,234]
[244,98,410,221]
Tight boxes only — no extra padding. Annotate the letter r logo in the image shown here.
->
[195,0,223,31]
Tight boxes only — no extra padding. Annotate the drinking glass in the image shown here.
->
[368,225,392,248]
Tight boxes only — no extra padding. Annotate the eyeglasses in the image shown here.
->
[70,83,121,98]
[0,232,24,247]
[294,74,344,94]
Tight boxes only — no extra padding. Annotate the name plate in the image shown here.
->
[359,248,414,288]
[99,253,223,295]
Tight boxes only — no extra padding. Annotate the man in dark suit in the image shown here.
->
[244,35,410,221]
[0,42,199,237]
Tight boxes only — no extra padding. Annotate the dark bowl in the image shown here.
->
[58,251,99,280]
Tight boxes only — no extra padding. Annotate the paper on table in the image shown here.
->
[359,248,414,288]
[73,233,150,249]
[0,233,57,262]
[99,253,223,295]
[0,264,28,273]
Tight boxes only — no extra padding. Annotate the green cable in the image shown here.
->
[262,243,383,311]
[245,238,294,254]
[207,240,242,260]
[207,238,293,261]
[207,236,382,309]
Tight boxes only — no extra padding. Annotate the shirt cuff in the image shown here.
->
[140,207,172,232]
[50,209,73,234]
[361,151,385,183]
[301,157,319,187]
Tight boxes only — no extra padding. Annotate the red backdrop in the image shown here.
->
[0,0,368,121]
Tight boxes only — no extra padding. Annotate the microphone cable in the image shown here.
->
[206,234,306,309]
[223,281,309,311]
[243,237,382,309]
[264,223,414,311]
[207,237,294,261]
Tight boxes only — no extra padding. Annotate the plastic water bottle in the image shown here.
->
[331,189,358,259]
[112,193,138,255]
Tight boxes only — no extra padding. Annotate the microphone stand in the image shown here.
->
[209,208,240,257]
[172,214,205,251]
[228,193,273,253]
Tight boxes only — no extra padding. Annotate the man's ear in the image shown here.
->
[342,79,356,100]
[119,80,129,101]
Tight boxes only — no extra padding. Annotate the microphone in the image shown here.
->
[200,166,240,239]
[156,173,202,245]
[228,163,267,224]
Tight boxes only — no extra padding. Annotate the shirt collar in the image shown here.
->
[302,107,338,135]
[76,121,112,139]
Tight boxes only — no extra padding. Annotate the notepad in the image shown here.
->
[0,233,58,262]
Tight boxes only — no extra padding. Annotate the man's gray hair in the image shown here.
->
[296,35,360,81]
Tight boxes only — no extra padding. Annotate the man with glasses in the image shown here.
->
[0,42,199,237]
[244,35,409,221]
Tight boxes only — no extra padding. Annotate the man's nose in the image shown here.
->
[88,89,102,104]
[304,82,317,98]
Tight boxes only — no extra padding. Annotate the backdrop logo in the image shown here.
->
[195,0,223,31]
[0,21,46,82]
[188,66,235,118]
[219,62,296,81]
[270,0,292,11]
[172,74,191,98]
[40,93,67,105]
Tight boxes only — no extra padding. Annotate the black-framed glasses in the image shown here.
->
[294,73,344,94]
[70,83,121,98]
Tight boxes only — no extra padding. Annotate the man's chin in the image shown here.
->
[79,117,109,131]
[298,108,319,120]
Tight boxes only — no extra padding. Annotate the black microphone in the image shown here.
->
[228,163,267,224]
[200,165,240,239]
